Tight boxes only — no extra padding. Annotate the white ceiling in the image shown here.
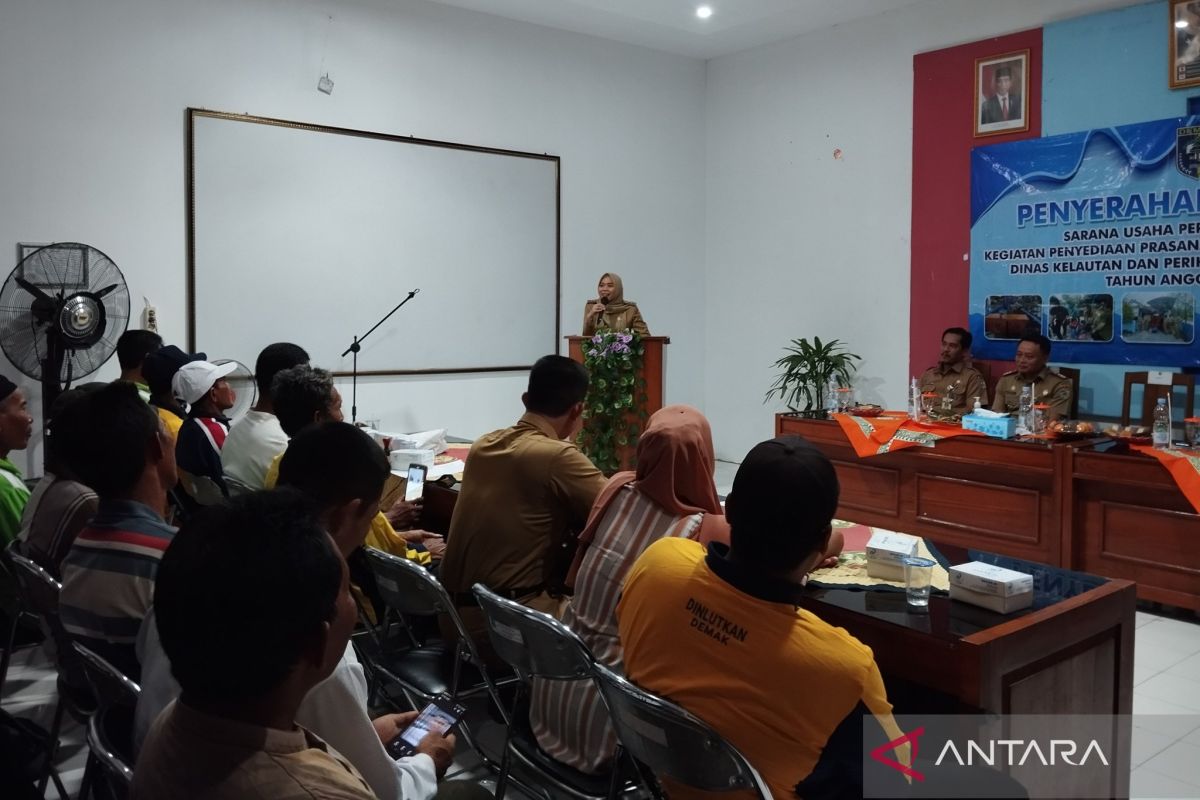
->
[421,0,929,59]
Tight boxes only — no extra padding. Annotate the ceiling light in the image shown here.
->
[696,6,713,20]
[1176,19,1189,29]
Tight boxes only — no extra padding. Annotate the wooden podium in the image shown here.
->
[566,335,669,470]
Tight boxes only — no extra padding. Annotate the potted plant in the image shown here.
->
[765,336,861,416]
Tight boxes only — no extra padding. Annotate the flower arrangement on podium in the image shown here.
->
[578,330,648,474]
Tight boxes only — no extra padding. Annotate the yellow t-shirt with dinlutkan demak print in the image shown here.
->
[616,537,905,799]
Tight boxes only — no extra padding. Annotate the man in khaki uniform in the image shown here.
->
[991,334,1073,420]
[439,355,606,660]
[918,327,988,415]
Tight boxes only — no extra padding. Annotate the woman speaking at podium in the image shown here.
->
[582,272,650,336]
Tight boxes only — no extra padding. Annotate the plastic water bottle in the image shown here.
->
[1152,398,1171,450]
[909,377,919,419]
[1019,385,1033,431]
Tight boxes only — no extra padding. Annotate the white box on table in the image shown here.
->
[949,561,1033,597]
[949,583,1032,614]
[865,531,919,581]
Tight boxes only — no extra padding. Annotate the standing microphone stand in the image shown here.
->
[340,289,420,424]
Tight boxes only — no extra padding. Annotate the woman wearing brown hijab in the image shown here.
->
[582,272,650,336]
[528,405,722,774]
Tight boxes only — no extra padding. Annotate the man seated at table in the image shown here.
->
[991,334,1072,420]
[617,435,904,799]
[439,355,606,655]
[918,327,987,416]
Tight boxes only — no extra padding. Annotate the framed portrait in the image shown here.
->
[17,242,88,289]
[1172,0,1200,89]
[974,50,1030,138]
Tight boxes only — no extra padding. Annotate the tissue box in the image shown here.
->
[950,583,1032,614]
[866,531,919,580]
[961,413,1017,439]
[949,562,1033,597]
[389,449,434,470]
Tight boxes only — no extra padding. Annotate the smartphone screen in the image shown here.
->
[386,699,464,759]
[404,464,427,502]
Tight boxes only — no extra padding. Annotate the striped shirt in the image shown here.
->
[60,499,176,678]
[529,484,701,774]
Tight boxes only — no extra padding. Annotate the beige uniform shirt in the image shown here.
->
[991,368,1074,420]
[581,302,650,337]
[132,700,375,799]
[439,413,606,597]
[917,362,988,416]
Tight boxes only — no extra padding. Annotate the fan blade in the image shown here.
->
[15,276,53,304]
[93,284,120,299]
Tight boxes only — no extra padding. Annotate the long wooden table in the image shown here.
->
[776,414,1200,610]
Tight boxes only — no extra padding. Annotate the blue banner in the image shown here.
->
[969,116,1200,365]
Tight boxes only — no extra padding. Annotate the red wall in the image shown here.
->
[909,30,1043,378]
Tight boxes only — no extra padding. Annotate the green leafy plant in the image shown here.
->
[765,336,861,413]
[577,331,648,474]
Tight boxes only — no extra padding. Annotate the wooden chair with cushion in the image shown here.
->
[1121,371,1196,428]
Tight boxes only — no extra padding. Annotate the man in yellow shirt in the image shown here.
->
[617,436,905,799]
[439,355,605,656]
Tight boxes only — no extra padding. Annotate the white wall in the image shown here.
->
[702,0,1140,461]
[0,0,706,474]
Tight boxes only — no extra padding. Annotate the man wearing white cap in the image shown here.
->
[173,360,237,503]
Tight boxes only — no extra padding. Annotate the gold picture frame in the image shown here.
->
[974,50,1030,138]
[1171,0,1200,89]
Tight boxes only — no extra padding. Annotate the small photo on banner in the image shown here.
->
[969,114,1200,366]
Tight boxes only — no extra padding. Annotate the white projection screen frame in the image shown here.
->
[187,109,560,374]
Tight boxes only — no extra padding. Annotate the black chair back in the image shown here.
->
[591,663,773,798]
[471,583,595,681]
[86,708,134,800]
[363,546,451,617]
[73,642,140,713]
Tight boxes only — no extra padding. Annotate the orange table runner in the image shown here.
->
[831,411,985,457]
[1131,445,1200,514]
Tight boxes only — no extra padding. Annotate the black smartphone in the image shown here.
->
[404,463,428,503]
[385,697,466,759]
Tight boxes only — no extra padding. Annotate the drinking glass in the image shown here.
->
[903,556,936,609]
[836,386,854,413]
[920,392,938,421]
[1186,418,1200,449]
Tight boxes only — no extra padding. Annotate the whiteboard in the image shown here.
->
[188,110,559,373]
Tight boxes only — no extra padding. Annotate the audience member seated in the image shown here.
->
[173,359,237,500]
[528,404,728,774]
[59,382,177,681]
[221,342,309,493]
[136,424,456,799]
[132,490,376,800]
[617,435,901,800]
[143,345,201,442]
[16,385,101,577]
[264,365,431,569]
[0,375,33,546]
[116,329,163,403]
[439,355,606,658]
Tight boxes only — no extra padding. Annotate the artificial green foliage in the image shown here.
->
[765,336,861,412]
[577,330,648,474]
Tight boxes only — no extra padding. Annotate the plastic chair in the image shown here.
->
[176,470,227,506]
[591,663,773,800]
[471,584,638,800]
[6,551,94,800]
[357,548,514,769]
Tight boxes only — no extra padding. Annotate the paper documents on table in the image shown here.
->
[428,460,465,480]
